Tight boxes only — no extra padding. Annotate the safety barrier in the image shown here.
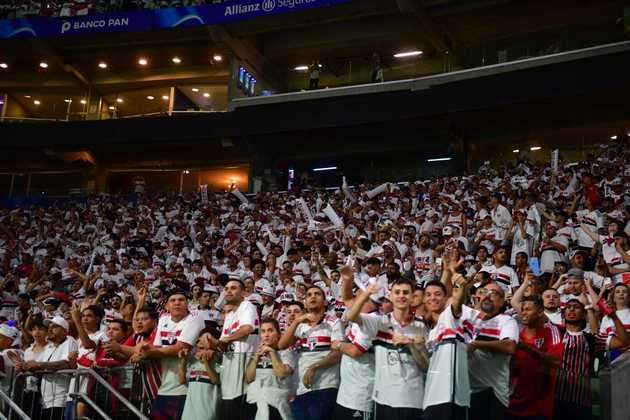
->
[1,367,148,420]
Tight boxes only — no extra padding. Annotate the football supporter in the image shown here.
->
[278,285,341,420]
[347,278,429,420]
[131,289,204,420]
[507,295,562,420]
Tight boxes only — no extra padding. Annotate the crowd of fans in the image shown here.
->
[0,140,628,420]
[0,0,228,20]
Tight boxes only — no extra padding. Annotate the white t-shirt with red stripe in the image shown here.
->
[423,305,474,409]
[599,308,630,349]
[479,264,519,293]
[337,322,376,413]
[359,313,428,409]
[600,235,630,283]
[467,309,519,407]
[293,314,341,396]
[153,313,204,396]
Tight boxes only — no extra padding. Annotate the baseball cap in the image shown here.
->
[260,286,275,297]
[442,226,453,236]
[44,316,69,331]
[569,249,588,259]
[203,285,219,295]
[566,268,584,280]
[0,324,19,343]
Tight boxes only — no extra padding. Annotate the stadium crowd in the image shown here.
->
[0,0,227,19]
[0,140,628,420]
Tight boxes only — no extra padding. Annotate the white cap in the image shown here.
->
[45,316,69,331]
[0,324,19,342]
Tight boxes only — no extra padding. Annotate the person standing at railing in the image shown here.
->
[178,330,221,420]
[24,316,78,420]
[69,303,107,420]
[130,289,204,420]
[10,319,48,418]
[0,323,21,394]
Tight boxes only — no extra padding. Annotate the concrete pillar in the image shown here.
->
[8,174,14,196]
[0,93,7,121]
[94,167,108,193]
[227,54,240,109]
[168,87,175,116]
[25,173,32,197]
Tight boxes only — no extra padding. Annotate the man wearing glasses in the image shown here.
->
[466,282,519,420]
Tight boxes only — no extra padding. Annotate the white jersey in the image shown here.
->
[245,349,296,420]
[41,337,79,408]
[600,235,629,283]
[153,313,204,396]
[293,314,342,396]
[575,210,601,248]
[479,264,519,293]
[423,305,473,409]
[465,309,519,407]
[539,234,568,274]
[220,300,260,400]
[413,248,434,285]
[181,358,221,420]
[360,313,428,409]
[599,308,630,349]
[336,322,376,413]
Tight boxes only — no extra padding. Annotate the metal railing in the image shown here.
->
[1,367,149,420]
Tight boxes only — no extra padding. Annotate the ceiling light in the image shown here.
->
[192,88,199,92]
[162,95,169,100]
[183,170,190,174]
[146,95,155,100]
[294,65,309,71]
[512,149,520,153]
[213,55,222,62]
[172,57,181,64]
[312,166,337,172]
[108,106,115,110]
[427,157,452,162]
[138,58,148,66]
[0,63,7,69]
[98,62,107,69]
[33,100,41,105]
[610,135,618,140]
[24,95,31,98]
[394,50,423,58]
[64,99,72,103]
[203,92,210,98]
[530,146,542,151]
[80,99,87,104]
[39,61,48,68]
[116,98,123,103]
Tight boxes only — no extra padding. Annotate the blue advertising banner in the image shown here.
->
[0,0,349,39]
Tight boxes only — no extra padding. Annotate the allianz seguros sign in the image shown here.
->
[0,0,349,39]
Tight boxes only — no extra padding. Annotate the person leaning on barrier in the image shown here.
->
[22,316,78,420]
[131,289,204,420]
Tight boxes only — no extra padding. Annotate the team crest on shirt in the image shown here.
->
[307,337,318,350]
[535,338,545,348]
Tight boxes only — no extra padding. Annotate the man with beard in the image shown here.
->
[208,279,260,419]
[507,296,562,420]
[132,290,204,420]
[278,285,341,420]
[467,281,519,420]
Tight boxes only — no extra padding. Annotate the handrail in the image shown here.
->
[11,368,149,420]
[63,368,149,420]
[72,392,112,420]
[0,387,31,420]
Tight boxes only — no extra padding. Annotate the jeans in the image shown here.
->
[291,388,338,420]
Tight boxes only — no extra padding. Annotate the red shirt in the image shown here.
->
[508,321,563,418]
